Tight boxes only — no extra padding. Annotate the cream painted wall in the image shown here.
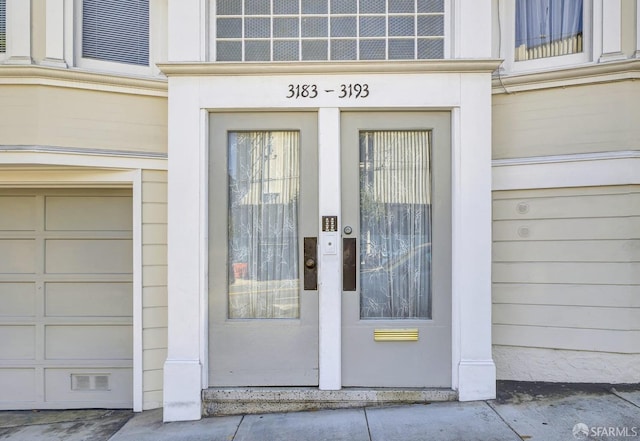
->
[141,169,167,410]
[32,0,45,63]
[492,81,640,159]
[0,84,167,153]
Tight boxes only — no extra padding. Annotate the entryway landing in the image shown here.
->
[202,387,457,416]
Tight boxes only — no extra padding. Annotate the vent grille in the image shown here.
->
[71,374,111,391]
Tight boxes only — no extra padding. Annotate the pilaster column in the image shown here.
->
[599,0,625,62]
[5,0,32,64]
[42,0,67,67]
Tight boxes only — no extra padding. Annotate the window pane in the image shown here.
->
[515,0,583,61]
[360,39,385,59]
[389,0,414,13]
[417,38,443,59]
[389,39,414,59]
[217,41,242,61]
[245,40,270,61]
[245,0,270,15]
[418,15,444,36]
[301,0,328,14]
[301,17,328,37]
[331,0,357,14]
[301,40,328,60]
[245,17,270,38]
[418,0,444,13]
[216,0,242,15]
[359,0,385,14]
[274,40,299,60]
[82,0,149,66]
[274,0,299,15]
[359,16,386,38]
[0,0,5,53]
[217,18,242,38]
[331,39,357,60]
[274,17,299,38]
[389,16,414,37]
[331,17,357,38]
[359,131,432,320]
[228,131,300,319]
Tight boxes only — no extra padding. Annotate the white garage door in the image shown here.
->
[0,189,133,409]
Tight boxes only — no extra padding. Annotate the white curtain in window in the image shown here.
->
[515,0,583,60]
[227,131,300,319]
[359,131,432,319]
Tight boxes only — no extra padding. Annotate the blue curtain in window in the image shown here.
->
[516,0,582,50]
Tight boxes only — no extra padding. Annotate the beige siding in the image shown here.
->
[0,85,167,154]
[492,186,640,356]
[141,170,168,410]
[492,81,640,159]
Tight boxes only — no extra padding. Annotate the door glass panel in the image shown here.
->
[228,131,300,319]
[359,130,432,319]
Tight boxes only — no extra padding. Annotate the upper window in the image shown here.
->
[82,0,149,66]
[0,0,6,53]
[515,0,583,62]
[213,0,447,62]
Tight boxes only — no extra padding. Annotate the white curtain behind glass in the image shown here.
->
[227,131,300,319]
[515,0,583,61]
[359,131,432,319]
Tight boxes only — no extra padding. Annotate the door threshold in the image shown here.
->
[202,387,457,416]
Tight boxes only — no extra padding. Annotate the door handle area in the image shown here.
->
[303,237,318,290]
[343,237,356,291]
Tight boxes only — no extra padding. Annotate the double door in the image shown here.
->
[209,111,450,387]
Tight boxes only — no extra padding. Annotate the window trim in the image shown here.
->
[69,0,158,76]
[499,0,595,74]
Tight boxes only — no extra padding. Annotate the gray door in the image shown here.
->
[208,112,319,386]
[341,112,452,387]
[0,189,133,409]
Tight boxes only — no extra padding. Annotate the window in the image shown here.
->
[515,0,583,61]
[213,0,447,62]
[82,0,149,66]
[0,0,6,53]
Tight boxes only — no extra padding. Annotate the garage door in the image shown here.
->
[0,189,133,409]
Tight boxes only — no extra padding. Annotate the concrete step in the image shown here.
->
[202,387,458,416]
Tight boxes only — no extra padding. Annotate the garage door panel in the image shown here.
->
[45,325,133,360]
[0,326,36,360]
[45,196,132,231]
[45,368,133,404]
[0,240,36,274]
[0,283,36,316]
[0,189,133,410]
[45,283,133,317]
[45,240,132,274]
[0,196,36,231]
[0,369,36,403]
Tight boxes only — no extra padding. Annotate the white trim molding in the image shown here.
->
[492,151,640,190]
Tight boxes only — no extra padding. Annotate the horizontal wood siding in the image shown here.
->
[492,185,640,354]
[141,170,167,410]
[492,81,640,159]
[0,85,167,154]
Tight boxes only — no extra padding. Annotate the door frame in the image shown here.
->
[163,61,499,422]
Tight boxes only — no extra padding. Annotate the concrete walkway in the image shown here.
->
[1,383,639,440]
